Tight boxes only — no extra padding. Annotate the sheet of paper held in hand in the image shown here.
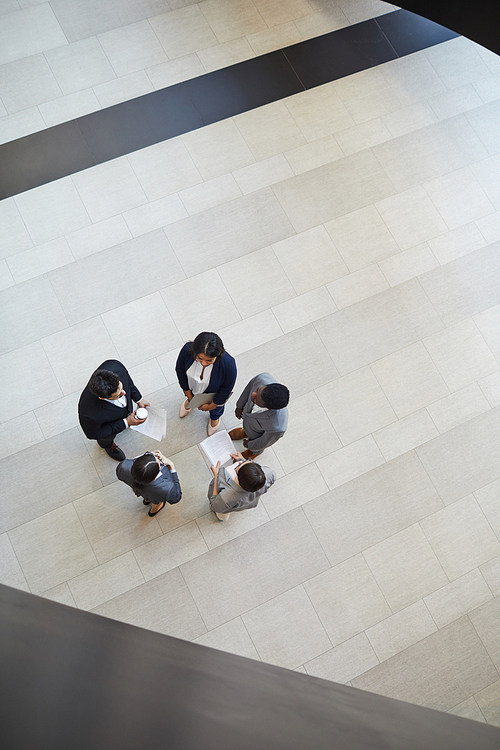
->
[186,392,216,409]
[130,407,167,442]
[200,430,235,466]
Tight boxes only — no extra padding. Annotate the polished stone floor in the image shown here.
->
[1,0,500,726]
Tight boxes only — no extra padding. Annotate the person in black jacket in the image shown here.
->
[116,450,181,517]
[78,359,150,461]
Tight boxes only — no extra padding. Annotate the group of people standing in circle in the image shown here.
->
[78,332,290,522]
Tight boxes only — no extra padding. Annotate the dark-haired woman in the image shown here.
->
[116,450,181,517]
[208,451,276,521]
[175,331,237,436]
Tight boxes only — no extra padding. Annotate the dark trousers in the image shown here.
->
[210,404,225,420]
[97,433,118,449]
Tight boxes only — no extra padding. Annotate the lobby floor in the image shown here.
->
[1,0,500,726]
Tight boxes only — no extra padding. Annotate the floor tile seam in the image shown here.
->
[472,496,500,548]
[192,578,336,656]
[453,693,487,721]
[203,262,245,324]
[475,215,500,247]
[198,2,268,48]
[177,563,212,635]
[269,240,303,296]
[233,582,329,669]
[83,559,177,615]
[69,496,104,572]
[465,611,500,679]
[65,549,148,609]
[421,165,498,228]
[4,528,31,593]
[361,607,445,664]
[236,615,264,663]
[470,315,500,370]
[188,504,305,560]
[39,330,74,406]
[373,15,399,61]
[363,367,459,433]
[300,580,337,654]
[312,455,341,494]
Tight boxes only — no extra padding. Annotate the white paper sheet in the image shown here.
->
[225,462,238,482]
[200,429,235,466]
[130,407,167,442]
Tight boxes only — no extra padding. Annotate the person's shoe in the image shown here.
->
[143,499,151,506]
[105,443,126,461]
[241,449,258,460]
[148,500,166,517]
[179,399,191,418]
[229,427,246,441]
[207,418,220,436]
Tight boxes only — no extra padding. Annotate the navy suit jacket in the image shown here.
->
[78,360,142,441]
[175,343,236,406]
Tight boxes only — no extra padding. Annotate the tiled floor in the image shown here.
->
[1,0,500,726]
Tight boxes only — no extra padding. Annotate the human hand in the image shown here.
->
[154,451,175,471]
[210,461,220,477]
[230,452,244,462]
[198,403,212,411]
[137,399,150,408]
[127,411,147,425]
[235,408,243,419]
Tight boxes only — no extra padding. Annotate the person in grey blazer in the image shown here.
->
[229,372,289,459]
[209,452,276,521]
[116,450,181,517]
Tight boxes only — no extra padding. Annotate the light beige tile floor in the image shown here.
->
[1,1,500,726]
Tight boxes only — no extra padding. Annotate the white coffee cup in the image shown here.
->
[135,407,148,420]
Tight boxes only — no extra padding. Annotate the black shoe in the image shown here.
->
[105,443,126,461]
[143,499,151,506]
[148,501,166,517]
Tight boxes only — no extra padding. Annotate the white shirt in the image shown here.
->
[186,359,213,395]
[104,393,130,428]
[104,394,127,408]
[251,403,267,414]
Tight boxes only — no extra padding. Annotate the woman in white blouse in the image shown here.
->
[175,332,237,436]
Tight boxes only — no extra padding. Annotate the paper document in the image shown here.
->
[130,407,167,442]
[200,430,235,466]
[225,462,238,482]
[186,392,216,409]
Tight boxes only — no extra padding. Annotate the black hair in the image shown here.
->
[130,454,159,497]
[89,369,120,399]
[238,462,266,493]
[189,332,225,362]
[261,383,290,410]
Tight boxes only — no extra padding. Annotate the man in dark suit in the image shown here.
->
[78,360,150,461]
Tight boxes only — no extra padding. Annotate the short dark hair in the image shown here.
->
[130,453,159,497]
[238,462,266,493]
[261,383,289,410]
[190,332,225,361]
[89,369,120,398]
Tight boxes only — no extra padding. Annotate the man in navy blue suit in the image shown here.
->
[78,360,150,461]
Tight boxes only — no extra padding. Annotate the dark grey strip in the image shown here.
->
[0,10,458,200]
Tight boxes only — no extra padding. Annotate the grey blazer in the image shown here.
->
[208,465,276,514]
[116,460,182,505]
[236,372,288,454]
